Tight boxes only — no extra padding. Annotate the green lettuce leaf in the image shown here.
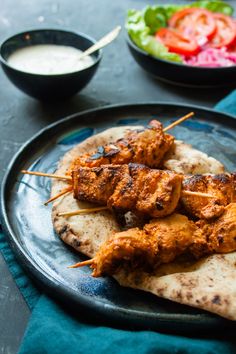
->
[126,9,183,63]
[143,5,185,33]
[190,1,233,15]
[126,1,234,63]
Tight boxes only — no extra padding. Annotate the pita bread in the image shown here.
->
[163,140,225,174]
[52,125,235,320]
[115,254,236,321]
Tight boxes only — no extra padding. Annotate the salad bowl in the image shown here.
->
[127,35,236,87]
[126,1,236,87]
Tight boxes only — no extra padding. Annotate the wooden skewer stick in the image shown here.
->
[59,190,214,217]
[68,259,94,269]
[59,207,107,217]
[44,186,73,206]
[182,190,214,198]
[21,170,72,181]
[163,112,194,132]
[59,206,109,217]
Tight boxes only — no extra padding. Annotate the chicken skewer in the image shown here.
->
[59,164,214,219]
[59,164,236,220]
[68,113,194,173]
[21,165,214,208]
[69,213,195,275]
[22,113,197,205]
[71,164,183,219]
[69,203,236,277]
[21,112,194,182]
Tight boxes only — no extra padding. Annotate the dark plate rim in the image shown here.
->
[1,102,236,331]
[126,33,236,71]
[0,28,102,77]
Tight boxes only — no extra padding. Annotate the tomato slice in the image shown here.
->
[155,28,200,56]
[169,8,197,29]
[169,8,216,41]
[210,13,236,48]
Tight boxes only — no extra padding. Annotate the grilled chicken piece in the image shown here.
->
[163,140,225,174]
[72,164,125,205]
[143,214,196,264]
[181,173,236,220]
[85,205,236,277]
[72,163,182,218]
[92,214,195,277]
[211,203,236,253]
[91,228,157,277]
[69,120,174,173]
[190,203,236,257]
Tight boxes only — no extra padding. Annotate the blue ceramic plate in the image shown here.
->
[1,103,236,333]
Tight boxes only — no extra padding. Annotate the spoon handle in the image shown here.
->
[78,26,121,60]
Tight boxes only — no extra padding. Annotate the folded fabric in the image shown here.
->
[1,92,236,354]
[215,89,236,114]
[18,295,236,354]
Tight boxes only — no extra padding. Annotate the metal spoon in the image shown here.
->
[77,26,121,60]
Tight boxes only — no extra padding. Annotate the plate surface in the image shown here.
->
[1,103,236,333]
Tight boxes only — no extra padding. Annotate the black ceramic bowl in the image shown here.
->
[127,35,236,87]
[0,29,102,100]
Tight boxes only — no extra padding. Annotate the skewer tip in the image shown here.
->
[68,258,94,269]
[163,112,195,132]
[58,206,109,217]
[44,186,73,205]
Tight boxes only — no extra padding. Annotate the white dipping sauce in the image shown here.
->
[7,44,94,75]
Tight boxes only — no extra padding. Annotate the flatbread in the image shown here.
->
[52,125,235,320]
[163,140,225,174]
[115,254,236,321]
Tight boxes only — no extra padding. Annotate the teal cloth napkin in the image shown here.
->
[1,92,236,354]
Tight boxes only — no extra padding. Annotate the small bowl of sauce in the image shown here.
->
[0,29,102,100]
